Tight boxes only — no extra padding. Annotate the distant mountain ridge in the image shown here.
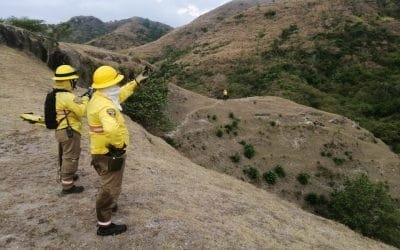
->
[87,17,173,51]
[59,15,172,49]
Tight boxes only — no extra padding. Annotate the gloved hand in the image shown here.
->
[135,71,149,84]
[108,144,126,157]
[135,66,153,84]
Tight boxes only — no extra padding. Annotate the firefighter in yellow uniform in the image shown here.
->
[223,89,229,100]
[86,65,148,236]
[53,65,88,194]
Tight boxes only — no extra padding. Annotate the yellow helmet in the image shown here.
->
[92,66,124,89]
[52,65,79,81]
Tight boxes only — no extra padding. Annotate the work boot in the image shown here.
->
[73,174,79,181]
[97,223,127,236]
[62,185,84,195]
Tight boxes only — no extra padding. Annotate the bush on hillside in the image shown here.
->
[216,129,223,138]
[3,16,47,33]
[328,175,400,248]
[264,10,277,19]
[263,171,278,185]
[243,143,256,159]
[274,165,286,178]
[230,153,241,163]
[243,167,260,181]
[297,173,310,185]
[123,76,171,132]
[304,193,328,208]
[162,136,177,148]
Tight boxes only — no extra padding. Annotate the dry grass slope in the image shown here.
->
[0,45,394,249]
[166,82,400,208]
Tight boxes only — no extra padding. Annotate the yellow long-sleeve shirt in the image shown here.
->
[56,91,88,134]
[86,80,137,155]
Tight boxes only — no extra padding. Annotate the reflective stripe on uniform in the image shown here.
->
[56,110,71,115]
[62,179,73,185]
[98,220,111,226]
[90,125,104,133]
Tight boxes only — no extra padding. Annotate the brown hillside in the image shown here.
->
[128,0,272,59]
[130,0,400,96]
[0,45,393,249]
[166,83,400,207]
[88,17,172,51]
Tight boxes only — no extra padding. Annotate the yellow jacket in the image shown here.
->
[87,80,138,155]
[56,91,88,134]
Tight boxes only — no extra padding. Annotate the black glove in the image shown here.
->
[81,87,93,99]
[107,144,126,157]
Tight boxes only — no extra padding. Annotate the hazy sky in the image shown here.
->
[0,0,231,27]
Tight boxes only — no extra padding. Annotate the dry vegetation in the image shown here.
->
[0,45,394,249]
[165,83,400,209]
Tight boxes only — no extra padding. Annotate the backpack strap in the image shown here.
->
[53,89,71,129]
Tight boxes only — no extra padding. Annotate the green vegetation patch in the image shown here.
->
[243,166,260,181]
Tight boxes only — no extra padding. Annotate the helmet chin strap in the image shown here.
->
[70,79,77,89]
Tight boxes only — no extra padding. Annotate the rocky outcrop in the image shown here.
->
[0,23,146,88]
[0,24,50,63]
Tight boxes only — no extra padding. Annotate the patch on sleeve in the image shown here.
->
[107,108,116,117]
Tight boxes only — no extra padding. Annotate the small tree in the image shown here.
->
[124,76,170,132]
[274,165,286,178]
[216,129,223,138]
[328,175,400,248]
[243,143,256,159]
[263,171,277,185]
[243,167,260,181]
[297,173,310,185]
[230,153,241,163]
[4,16,47,33]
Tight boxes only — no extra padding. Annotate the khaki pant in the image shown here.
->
[92,154,126,223]
[55,129,81,190]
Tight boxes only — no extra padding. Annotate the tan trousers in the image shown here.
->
[92,154,126,223]
[55,129,81,190]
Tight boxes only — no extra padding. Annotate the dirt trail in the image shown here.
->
[0,46,394,249]
[167,99,221,137]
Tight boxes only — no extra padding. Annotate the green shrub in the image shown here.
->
[243,144,256,159]
[264,10,277,19]
[216,129,223,138]
[162,136,177,148]
[124,76,171,132]
[280,24,298,40]
[230,153,241,163]
[333,157,346,166]
[305,193,328,206]
[274,165,286,178]
[305,193,319,205]
[224,119,240,135]
[328,175,400,248]
[297,173,310,185]
[4,16,47,33]
[263,171,278,185]
[243,167,260,181]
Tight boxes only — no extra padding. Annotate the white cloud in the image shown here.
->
[177,4,209,18]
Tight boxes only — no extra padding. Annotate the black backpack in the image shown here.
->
[44,89,68,129]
